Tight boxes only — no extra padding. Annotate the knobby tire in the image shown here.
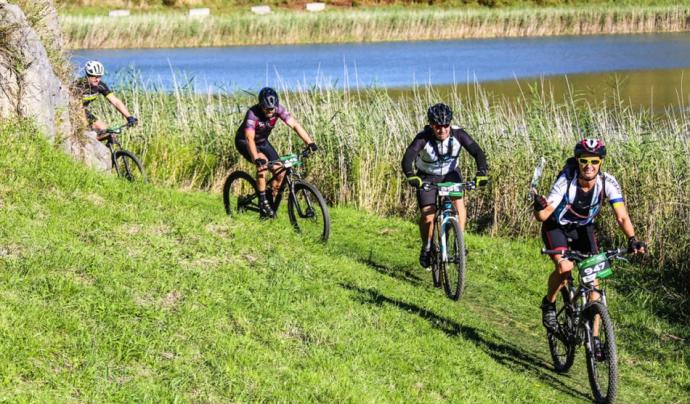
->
[287,180,330,242]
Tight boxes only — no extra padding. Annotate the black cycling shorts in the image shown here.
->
[416,170,463,209]
[84,109,98,124]
[541,220,599,255]
[235,136,279,164]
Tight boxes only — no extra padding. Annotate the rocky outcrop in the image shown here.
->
[0,0,111,171]
[63,131,112,172]
[0,1,70,142]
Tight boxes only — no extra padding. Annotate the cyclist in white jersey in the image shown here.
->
[533,139,647,345]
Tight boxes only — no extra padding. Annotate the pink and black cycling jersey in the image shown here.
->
[235,104,291,144]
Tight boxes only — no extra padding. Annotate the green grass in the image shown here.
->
[59,4,690,49]
[0,119,687,400]
[87,77,690,300]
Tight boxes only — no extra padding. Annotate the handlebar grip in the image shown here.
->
[541,249,566,255]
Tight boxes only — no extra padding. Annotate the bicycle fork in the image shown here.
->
[437,211,454,263]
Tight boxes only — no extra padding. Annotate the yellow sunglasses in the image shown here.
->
[578,158,601,166]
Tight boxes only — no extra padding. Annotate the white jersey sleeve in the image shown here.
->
[603,173,624,205]
[546,174,569,209]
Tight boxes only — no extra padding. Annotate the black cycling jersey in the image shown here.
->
[75,77,112,107]
[567,186,596,220]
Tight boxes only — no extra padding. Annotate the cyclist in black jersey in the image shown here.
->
[402,103,489,268]
[235,87,317,218]
[533,139,647,337]
[75,60,138,139]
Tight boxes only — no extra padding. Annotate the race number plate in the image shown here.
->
[280,154,300,168]
[578,253,613,284]
[437,182,464,197]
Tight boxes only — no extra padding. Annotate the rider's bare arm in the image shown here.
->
[612,203,635,237]
[105,93,132,120]
[285,117,313,145]
[534,204,556,222]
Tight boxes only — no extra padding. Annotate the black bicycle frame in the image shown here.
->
[265,163,298,211]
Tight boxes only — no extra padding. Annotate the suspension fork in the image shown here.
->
[436,199,455,262]
[107,142,119,172]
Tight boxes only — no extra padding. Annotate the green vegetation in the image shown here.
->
[88,77,690,309]
[54,0,690,14]
[0,119,687,400]
[60,4,690,49]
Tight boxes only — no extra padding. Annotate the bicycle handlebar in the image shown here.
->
[102,123,135,135]
[421,181,477,192]
[267,148,313,166]
[541,248,627,261]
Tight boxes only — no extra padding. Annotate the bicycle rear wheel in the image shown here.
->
[440,218,466,300]
[113,150,146,182]
[287,180,330,242]
[547,288,576,373]
[223,171,260,216]
[585,302,619,403]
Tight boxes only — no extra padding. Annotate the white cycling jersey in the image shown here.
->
[546,170,624,226]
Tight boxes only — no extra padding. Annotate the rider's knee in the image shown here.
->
[556,260,574,276]
[420,205,434,220]
[92,120,106,132]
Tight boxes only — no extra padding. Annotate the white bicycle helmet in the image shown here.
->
[84,60,105,77]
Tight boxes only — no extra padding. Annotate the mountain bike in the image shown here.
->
[101,124,146,182]
[541,247,626,403]
[223,149,330,242]
[423,181,476,301]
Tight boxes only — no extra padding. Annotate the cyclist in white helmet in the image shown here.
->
[75,60,138,139]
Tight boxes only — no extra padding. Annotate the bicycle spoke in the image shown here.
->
[288,181,330,242]
[224,171,259,216]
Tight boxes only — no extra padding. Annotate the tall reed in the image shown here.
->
[61,5,690,49]
[90,76,690,287]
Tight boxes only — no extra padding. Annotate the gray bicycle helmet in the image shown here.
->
[258,87,279,109]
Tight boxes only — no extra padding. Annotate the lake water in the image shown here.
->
[71,33,690,110]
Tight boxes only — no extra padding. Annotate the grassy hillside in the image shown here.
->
[0,120,687,400]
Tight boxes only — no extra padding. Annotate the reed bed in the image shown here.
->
[89,76,690,286]
[61,5,690,49]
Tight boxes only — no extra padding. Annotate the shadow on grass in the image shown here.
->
[341,283,592,402]
[353,252,425,287]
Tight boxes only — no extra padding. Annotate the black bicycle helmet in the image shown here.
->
[258,87,279,109]
[574,138,607,158]
[427,103,453,126]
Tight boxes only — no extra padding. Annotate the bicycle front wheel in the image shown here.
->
[223,171,259,216]
[584,302,619,403]
[113,150,146,182]
[548,288,576,373]
[287,180,330,242]
[440,218,466,301]
[430,222,441,288]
